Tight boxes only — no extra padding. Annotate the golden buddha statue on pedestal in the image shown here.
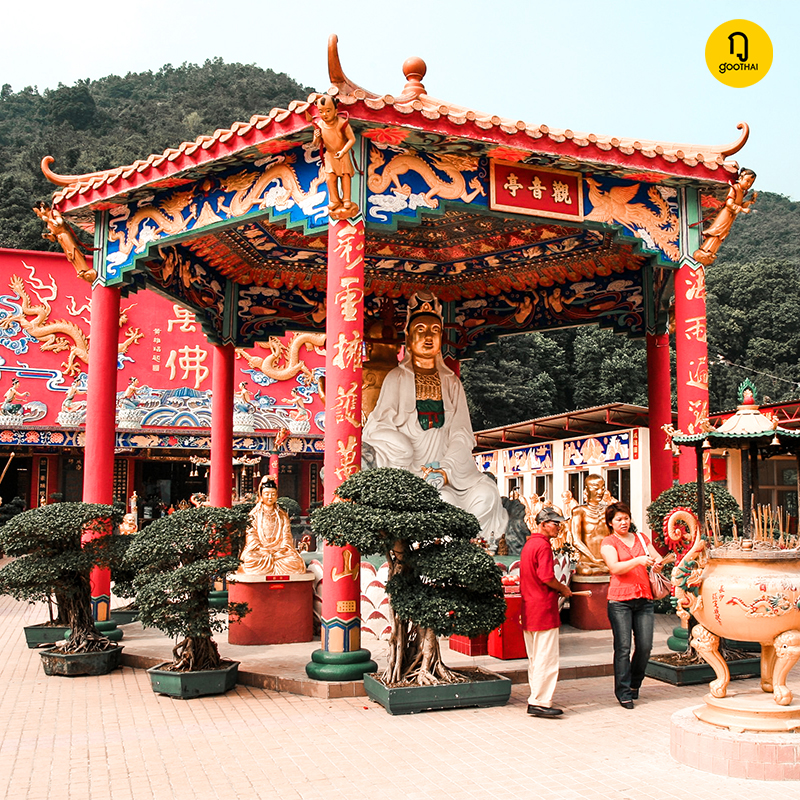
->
[239,477,306,576]
[568,473,610,576]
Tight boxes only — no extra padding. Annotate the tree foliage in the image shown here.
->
[312,468,505,685]
[0,60,314,250]
[125,505,250,671]
[0,502,124,651]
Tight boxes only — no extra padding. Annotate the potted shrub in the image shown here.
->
[109,531,140,624]
[125,505,251,699]
[0,502,125,673]
[311,468,509,714]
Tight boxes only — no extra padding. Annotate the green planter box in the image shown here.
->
[364,668,511,715]
[147,661,239,699]
[23,624,70,649]
[40,645,124,676]
[109,609,139,625]
[645,656,760,686]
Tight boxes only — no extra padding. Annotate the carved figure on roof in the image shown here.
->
[362,292,508,549]
[693,169,757,267]
[239,476,306,576]
[2,378,28,416]
[312,95,358,220]
[234,382,254,414]
[119,377,141,409]
[568,473,610,576]
[61,378,86,412]
[33,203,97,283]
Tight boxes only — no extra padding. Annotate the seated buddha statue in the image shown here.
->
[239,477,306,576]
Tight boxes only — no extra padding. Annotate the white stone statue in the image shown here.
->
[362,292,508,549]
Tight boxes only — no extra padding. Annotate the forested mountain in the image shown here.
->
[0,59,314,249]
[0,61,796,423]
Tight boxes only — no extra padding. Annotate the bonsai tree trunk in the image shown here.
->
[170,587,223,672]
[382,540,466,686]
[61,572,115,652]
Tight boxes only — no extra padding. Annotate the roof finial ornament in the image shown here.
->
[401,56,427,99]
[326,34,378,99]
[40,155,106,188]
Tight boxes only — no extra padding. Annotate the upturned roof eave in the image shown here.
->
[47,38,749,217]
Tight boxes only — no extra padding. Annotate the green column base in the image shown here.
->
[305,648,377,681]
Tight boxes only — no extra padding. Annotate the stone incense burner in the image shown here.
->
[671,509,800,706]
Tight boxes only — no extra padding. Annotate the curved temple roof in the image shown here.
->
[48,35,747,218]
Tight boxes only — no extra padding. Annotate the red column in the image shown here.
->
[83,284,121,621]
[307,217,376,681]
[269,452,280,488]
[210,344,234,508]
[674,259,711,483]
[647,331,673,502]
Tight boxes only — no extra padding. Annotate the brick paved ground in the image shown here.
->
[1,592,798,800]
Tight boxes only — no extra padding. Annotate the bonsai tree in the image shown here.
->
[0,502,124,650]
[126,505,250,671]
[0,496,26,558]
[312,468,506,686]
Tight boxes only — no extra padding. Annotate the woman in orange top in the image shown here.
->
[600,501,663,709]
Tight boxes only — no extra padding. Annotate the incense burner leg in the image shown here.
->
[760,642,775,693]
[692,624,729,698]
[771,630,800,706]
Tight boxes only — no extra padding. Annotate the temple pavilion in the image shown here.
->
[39,35,755,678]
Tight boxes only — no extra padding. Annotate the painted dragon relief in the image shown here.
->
[0,268,143,377]
[367,147,485,221]
[235,331,326,384]
[106,151,328,270]
[584,178,680,262]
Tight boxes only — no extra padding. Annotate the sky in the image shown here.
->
[3,0,798,198]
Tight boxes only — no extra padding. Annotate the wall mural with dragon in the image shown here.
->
[0,249,326,434]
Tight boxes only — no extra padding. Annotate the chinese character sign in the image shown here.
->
[490,161,583,221]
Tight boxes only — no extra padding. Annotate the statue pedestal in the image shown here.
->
[569,575,611,630]
[228,572,314,645]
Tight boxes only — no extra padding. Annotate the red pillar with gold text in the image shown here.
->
[269,453,280,488]
[674,259,711,482]
[646,330,673,502]
[306,218,376,680]
[210,344,234,508]
[82,284,121,621]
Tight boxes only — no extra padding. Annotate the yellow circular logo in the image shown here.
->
[706,19,772,87]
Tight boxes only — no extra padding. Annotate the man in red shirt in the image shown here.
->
[521,507,572,717]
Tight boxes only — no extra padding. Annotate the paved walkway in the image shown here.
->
[1,592,798,799]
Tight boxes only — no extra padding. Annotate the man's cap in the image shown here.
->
[536,507,567,524]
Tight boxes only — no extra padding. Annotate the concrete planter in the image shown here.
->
[40,645,124,676]
[364,667,511,715]
[147,661,239,699]
[109,608,139,625]
[645,656,760,686]
[23,624,70,649]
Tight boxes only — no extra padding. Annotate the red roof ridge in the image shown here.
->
[47,36,750,211]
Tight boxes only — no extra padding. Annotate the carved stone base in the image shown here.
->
[233,411,255,433]
[671,703,800,779]
[117,408,145,429]
[288,418,311,434]
[0,413,24,427]
[328,202,360,221]
[57,411,85,427]
[693,688,800,733]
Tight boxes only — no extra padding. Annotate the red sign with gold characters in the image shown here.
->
[490,161,584,222]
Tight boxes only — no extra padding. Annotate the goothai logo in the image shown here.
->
[706,19,772,87]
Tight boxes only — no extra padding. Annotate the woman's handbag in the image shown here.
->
[636,533,671,600]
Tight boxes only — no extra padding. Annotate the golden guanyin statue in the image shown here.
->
[568,473,610,576]
[239,476,306,576]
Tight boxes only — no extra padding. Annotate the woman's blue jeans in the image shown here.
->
[607,599,654,702]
